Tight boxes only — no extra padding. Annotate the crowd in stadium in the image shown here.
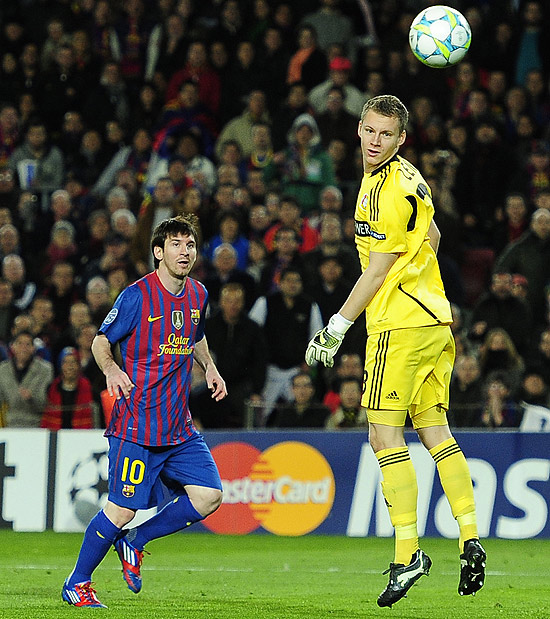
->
[0,0,549,431]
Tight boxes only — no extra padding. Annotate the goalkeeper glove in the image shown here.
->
[305,313,353,368]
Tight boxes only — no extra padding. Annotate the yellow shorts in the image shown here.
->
[362,324,455,429]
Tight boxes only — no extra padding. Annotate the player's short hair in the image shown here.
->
[360,95,409,133]
[151,214,201,268]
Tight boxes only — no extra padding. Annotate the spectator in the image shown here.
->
[468,270,532,355]
[39,45,86,134]
[215,89,270,160]
[203,211,249,272]
[302,212,361,290]
[492,191,531,256]
[268,371,329,428]
[2,254,36,312]
[309,56,364,117]
[92,128,152,198]
[156,79,218,161]
[84,231,135,287]
[0,224,21,262]
[448,354,484,428]
[301,0,354,55]
[479,371,523,429]
[112,0,153,86]
[202,282,267,428]
[263,195,320,254]
[40,261,81,332]
[0,104,20,166]
[147,131,216,197]
[271,81,314,152]
[478,327,525,392]
[41,221,79,282]
[263,113,336,216]
[74,322,105,420]
[53,300,92,361]
[322,352,364,413]
[201,243,257,312]
[128,81,162,136]
[249,267,323,423]
[0,279,18,345]
[83,61,130,133]
[41,346,94,430]
[325,377,366,429]
[256,26,291,115]
[0,330,53,427]
[258,226,305,295]
[111,208,137,243]
[145,13,187,84]
[85,276,111,326]
[495,208,550,326]
[40,17,72,71]
[247,203,272,242]
[165,40,221,116]
[222,40,263,123]
[316,86,360,152]
[9,120,64,203]
[286,24,327,91]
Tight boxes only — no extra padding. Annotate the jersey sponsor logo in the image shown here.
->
[157,333,194,356]
[103,308,118,325]
[172,310,183,330]
[204,441,335,536]
[355,220,386,240]
[147,315,163,323]
[190,308,200,325]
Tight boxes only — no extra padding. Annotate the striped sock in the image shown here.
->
[376,447,419,565]
[430,438,478,550]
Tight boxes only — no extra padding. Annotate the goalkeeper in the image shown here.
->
[306,95,485,608]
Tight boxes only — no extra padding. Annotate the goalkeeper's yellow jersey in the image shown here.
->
[354,154,452,335]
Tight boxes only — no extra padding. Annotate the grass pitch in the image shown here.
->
[0,531,548,618]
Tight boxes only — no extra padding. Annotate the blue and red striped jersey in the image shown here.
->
[100,271,208,446]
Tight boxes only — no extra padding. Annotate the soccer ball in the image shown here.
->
[409,5,471,68]
[68,450,109,526]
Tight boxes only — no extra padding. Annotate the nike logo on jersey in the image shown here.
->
[148,315,163,322]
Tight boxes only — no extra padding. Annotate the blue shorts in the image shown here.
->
[107,432,222,510]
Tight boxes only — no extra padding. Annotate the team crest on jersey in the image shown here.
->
[190,308,200,325]
[360,194,369,211]
[172,310,183,330]
[122,484,135,498]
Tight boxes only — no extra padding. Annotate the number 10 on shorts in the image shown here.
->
[121,457,145,485]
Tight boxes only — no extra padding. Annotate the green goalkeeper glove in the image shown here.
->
[305,314,353,368]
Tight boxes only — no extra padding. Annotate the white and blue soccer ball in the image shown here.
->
[409,5,471,68]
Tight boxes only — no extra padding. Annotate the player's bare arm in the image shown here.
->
[91,333,135,399]
[306,251,399,367]
[194,336,227,401]
[428,219,441,254]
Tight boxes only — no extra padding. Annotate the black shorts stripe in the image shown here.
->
[368,331,390,409]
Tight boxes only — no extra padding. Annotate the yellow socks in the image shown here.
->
[376,447,419,565]
[429,438,478,550]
